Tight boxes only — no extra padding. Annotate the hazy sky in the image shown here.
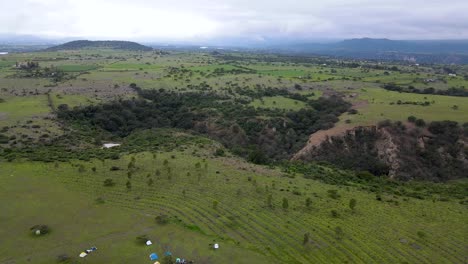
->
[2,0,468,42]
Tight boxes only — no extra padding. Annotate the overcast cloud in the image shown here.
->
[1,0,468,42]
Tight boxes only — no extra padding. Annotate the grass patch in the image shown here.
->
[344,88,468,125]
[250,96,307,111]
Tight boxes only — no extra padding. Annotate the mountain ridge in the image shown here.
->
[44,40,153,51]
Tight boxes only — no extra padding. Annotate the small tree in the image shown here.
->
[267,194,273,208]
[155,214,169,225]
[303,232,310,245]
[415,118,426,127]
[335,226,344,240]
[30,224,50,236]
[327,190,340,199]
[331,210,339,218]
[213,200,219,210]
[349,198,357,211]
[305,197,312,208]
[282,198,289,210]
[147,178,154,186]
[103,178,115,187]
[407,116,417,123]
[126,180,132,190]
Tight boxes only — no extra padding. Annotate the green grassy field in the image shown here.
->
[56,65,100,72]
[50,93,98,108]
[250,96,307,111]
[0,49,467,263]
[0,95,50,125]
[1,148,466,263]
[342,88,468,125]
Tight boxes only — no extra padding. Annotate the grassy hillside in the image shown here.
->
[45,40,153,52]
[341,88,468,125]
[1,142,466,263]
[0,49,467,263]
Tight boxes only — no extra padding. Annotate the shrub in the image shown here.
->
[417,231,426,239]
[155,214,169,224]
[136,235,150,245]
[126,180,132,190]
[282,198,289,210]
[214,148,225,156]
[303,232,310,245]
[267,194,273,208]
[330,210,339,218]
[30,224,50,236]
[415,119,426,127]
[103,178,115,187]
[407,116,417,123]
[327,189,340,199]
[335,226,344,240]
[349,198,357,211]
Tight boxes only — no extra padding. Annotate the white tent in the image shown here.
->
[103,143,121,149]
[79,252,87,258]
[214,243,219,249]
[146,240,153,246]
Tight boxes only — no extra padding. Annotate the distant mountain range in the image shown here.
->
[2,34,468,63]
[270,38,468,64]
[44,40,153,51]
[289,38,468,53]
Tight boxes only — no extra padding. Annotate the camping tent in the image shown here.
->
[146,240,153,246]
[149,253,159,261]
[79,252,87,258]
[214,243,219,249]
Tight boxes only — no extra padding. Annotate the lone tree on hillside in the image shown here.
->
[335,226,344,240]
[147,178,154,186]
[282,198,289,210]
[267,194,273,208]
[103,178,115,187]
[126,180,132,190]
[349,198,357,211]
[303,232,310,245]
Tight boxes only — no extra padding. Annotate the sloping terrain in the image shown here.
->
[294,121,468,181]
[45,40,153,51]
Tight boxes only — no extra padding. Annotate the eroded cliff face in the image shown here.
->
[293,123,468,181]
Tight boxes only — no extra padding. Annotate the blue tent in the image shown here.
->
[164,251,172,256]
[149,253,159,261]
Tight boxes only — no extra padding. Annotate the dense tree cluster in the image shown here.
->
[58,89,350,162]
[304,120,468,181]
[383,83,468,97]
